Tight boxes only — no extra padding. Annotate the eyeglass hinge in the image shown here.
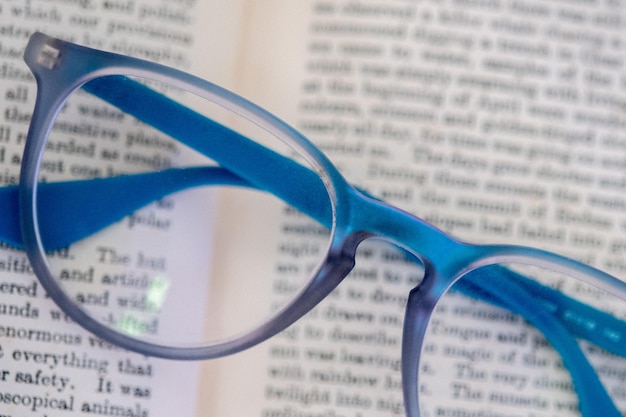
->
[37,44,61,70]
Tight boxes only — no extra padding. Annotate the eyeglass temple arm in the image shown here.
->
[10,74,334,250]
[458,267,626,358]
[0,167,252,250]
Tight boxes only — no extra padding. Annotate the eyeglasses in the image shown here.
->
[8,32,626,416]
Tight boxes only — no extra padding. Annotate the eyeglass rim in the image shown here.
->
[20,32,360,359]
[402,247,626,417]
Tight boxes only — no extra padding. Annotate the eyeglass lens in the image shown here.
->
[35,75,333,347]
[420,262,626,416]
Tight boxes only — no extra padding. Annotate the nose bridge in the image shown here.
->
[346,189,468,269]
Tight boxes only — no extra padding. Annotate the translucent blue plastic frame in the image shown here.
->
[6,33,626,417]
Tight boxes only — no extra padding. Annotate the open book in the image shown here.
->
[2,1,626,416]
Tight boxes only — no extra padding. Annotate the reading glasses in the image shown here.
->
[5,32,626,416]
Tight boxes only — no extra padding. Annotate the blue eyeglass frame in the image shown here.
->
[8,32,626,416]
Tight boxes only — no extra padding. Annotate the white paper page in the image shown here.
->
[198,1,626,416]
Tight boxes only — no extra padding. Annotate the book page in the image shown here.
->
[0,1,245,416]
[199,1,626,416]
